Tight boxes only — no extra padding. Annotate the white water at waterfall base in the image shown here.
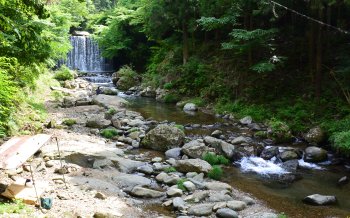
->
[237,156,323,176]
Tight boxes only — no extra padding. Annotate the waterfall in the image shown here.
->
[64,36,113,72]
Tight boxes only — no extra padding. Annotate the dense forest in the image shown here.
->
[1,0,350,155]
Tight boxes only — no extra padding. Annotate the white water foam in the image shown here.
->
[298,159,324,170]
[238,157,289,175]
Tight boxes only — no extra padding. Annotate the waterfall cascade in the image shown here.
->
[65,36,113,72]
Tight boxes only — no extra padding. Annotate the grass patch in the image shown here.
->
[208,165,223,180]
[174,124,185,132]
[62,119,77,126]
[7,72,58,136]
[164,167,177,173]
[202,152,230,166]
[176,178,187,191]
[0,199,31,214]
[100,128,119,139]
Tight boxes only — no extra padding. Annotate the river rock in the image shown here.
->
[173,197,186,210]
[182,140,211,159]
[204,136,236,159]
[184,190,210,203]
[281,159,299,172]
[86,116,111,129]
[216,208,238,218]
[183,181,196,192]
[130,186,164,198]
[304,146,328,163]
[208,191,233,202]
[111,157,144,173]
[279,150,299,162]
[204,181,232,191]
[166,187,183,197]
[101,87,118,95]
[211,130,223,138]
[338,176,349,186]
[240,116,252,125]
[188,203,215,216]
[305,126,325,144]
[245,212,278,218]
[260,146,279,160]
[140,86,156,98]
[231,136,250,145]
[137,164,154,174]
[303,194,337,205]
[226,200,247,211]
[141,124,185,151]
[165,148,182,159]
[62,96,76,108]
[175,159,212,173]
[183,103,198,111]
[155,88,169,102]
[113,174,152,191]
[92,94,128,109]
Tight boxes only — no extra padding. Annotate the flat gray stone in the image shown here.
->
[216,208,238,218]
[130,186,164,198]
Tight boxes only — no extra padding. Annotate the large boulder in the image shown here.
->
[86,116,111,129]
[141,124,185,151]
[112,174,152,191]
[140,86,156,98]
[260,146,279,160]
[92,94,128,109]
[175,159,212,173]
[240,116,252,125]
[204,136,236,159]
[182,140,212,159]
[183,103,198,111]
[116,76,139,91]
[279,150,299,162]
[165,148,182,159]
[155,88,169,102]
[304,126,325,144]
[304,146,328,163]
[303,194,337,205]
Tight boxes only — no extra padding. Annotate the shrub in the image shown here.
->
[176,178,187,191]
[331,130,350,157]
[163,82,174,90]
[100,128,119,139]
[0,69,17,135]
[203,152,230,166]
[163,93,180,103]
[208,165,223,180]
[54,66,73,81]
[62,119,76,126]
[164,167,177,173]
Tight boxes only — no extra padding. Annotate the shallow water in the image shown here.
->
[123,95,350,217]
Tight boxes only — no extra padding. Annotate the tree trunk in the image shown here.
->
[182,22,189,65]
[314,7,323,99]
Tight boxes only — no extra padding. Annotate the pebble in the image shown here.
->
[95,192,107,200]
[166,187,183,197]
[216,208,238,218]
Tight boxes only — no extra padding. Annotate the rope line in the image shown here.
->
[269,0,350,34]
